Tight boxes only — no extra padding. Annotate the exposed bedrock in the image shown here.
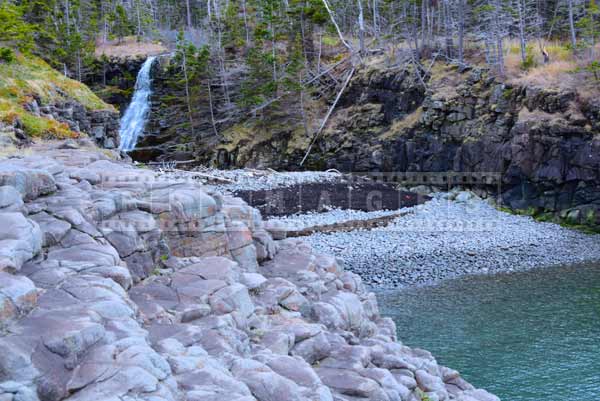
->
[214,66,600,229]
[4,96,121,150]
[0,145,497,401]
[126,60,599,229]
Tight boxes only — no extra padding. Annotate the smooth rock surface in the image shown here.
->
[0,145,496,401]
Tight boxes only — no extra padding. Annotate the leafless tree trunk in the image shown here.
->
[421,0,428,49]
[443,0,454,58]
[357,0,366,55]
[458,0,466,64]
[207,80,218,137]
[319,0,354,52]
[516,0,527,63]
[242,0,250,45]
[301,67,356,166]
[317,30,323,72]
[372,0,380,41]
[181,49,195,135]
[185,0,192,29]
[136,0,143,39]
[412,1,420,58]
[568,0,577,52]
[211,0,231,105]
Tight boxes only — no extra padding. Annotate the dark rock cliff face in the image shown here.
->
[130,58,243,163]
[310,66,600,229]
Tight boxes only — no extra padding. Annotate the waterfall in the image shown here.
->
[118,56,156,152]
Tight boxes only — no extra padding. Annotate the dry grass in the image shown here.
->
[497,39,599,98]
[380,107,423,139]
[509,60,578,89]
[428,63,464,99]
[95,36,168,58]
[517,107,556,122]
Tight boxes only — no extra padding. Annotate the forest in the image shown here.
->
[1,0,599,111]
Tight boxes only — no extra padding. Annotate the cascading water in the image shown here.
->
[118,56,156,152]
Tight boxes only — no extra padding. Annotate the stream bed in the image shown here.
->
[377,263,600,400]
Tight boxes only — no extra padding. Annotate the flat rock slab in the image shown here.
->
[234,182,427,217]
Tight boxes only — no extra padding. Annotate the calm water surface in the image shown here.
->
[376,263,600,401]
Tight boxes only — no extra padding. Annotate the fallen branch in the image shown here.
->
[284,210,412,238]
[320,0,354,52]
[249,93,290,114]
[304,57,350,86]
[147,159,196,166]
[155,168,235,184]
[300,67,356,166]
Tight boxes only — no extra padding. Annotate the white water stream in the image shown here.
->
[118,56,156,151]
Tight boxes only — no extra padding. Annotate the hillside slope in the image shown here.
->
[0,54,119,152]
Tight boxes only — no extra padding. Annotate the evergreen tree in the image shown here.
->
[0,2,35,52]
[240,23,278,108]
[113,4,132,43]
[577,0,600,57]
[223,1,246,49]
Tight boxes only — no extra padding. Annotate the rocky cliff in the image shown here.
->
[119,58,598,230]
[0,55,120,150]
[208,65,600,231]
[0,142,498,401]
[310,65,600,230]
[129,57,244,164]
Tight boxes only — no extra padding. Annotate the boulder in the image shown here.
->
[317,368,384,399]
[231,359,305,401]
[209,284,255,317]
[0,272,37,322]
[0,185,24,212]
[0,213,42,272]
[0,167,56,201]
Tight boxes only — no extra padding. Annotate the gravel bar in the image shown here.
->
[302,196,600,288]
[267,208,411,231]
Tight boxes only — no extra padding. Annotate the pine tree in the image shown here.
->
[577,0,600,57]
[0,2,35,52]
[223,1,246,49]
[113,4,132,44]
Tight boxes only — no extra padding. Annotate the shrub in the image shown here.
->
[521,47,537,71]
[586,60,600,81]
[0,47,15,63]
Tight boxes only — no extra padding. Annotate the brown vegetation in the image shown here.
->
[95,36,168,58]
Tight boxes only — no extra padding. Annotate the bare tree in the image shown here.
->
[185,0,193,29]
[458,0,466,64]
[568,0,578,51]
[357,0,366,55]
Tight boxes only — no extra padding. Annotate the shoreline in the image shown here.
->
[372,259,600,295]
[274,196,600,289]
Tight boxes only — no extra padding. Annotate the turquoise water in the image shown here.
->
[377,264,600,401]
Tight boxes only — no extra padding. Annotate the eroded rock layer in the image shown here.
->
[0,145,497,401]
